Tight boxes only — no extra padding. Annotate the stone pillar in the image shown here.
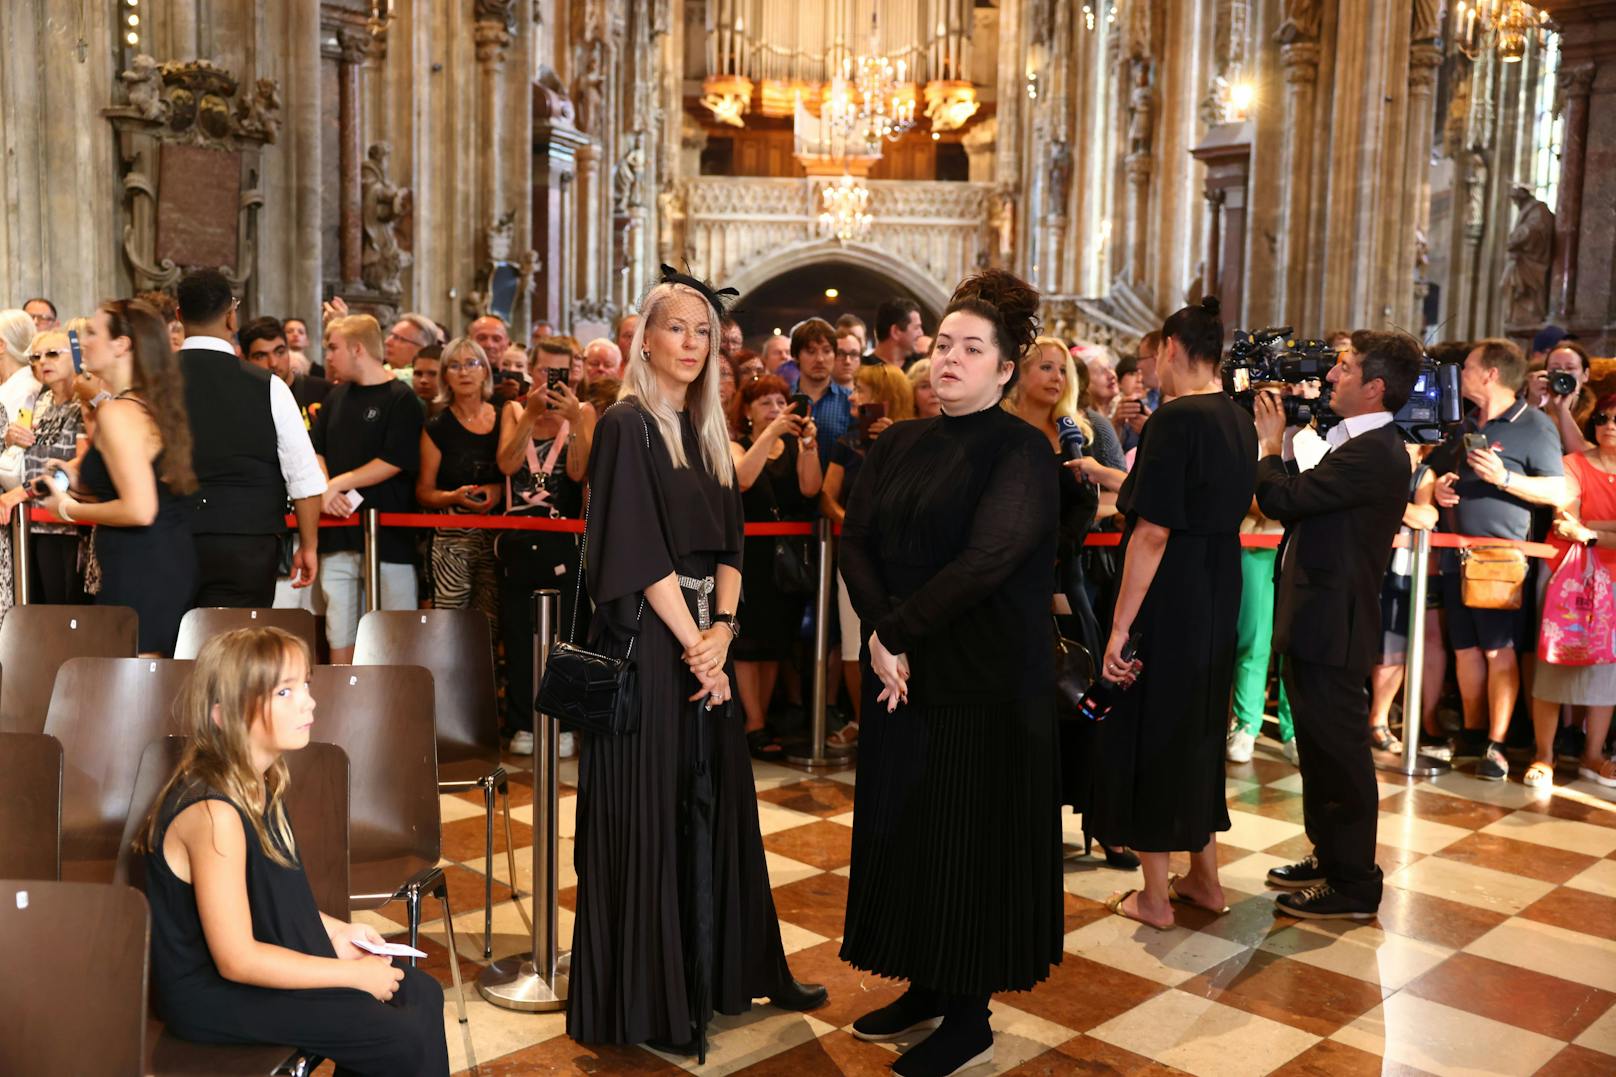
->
[1401,41,1444,330]
[335,27,369,290]
[1553,63,1596,320]
[1191,122,1253,332]
[533,101,589,333]
[1266,39,1318,323]
[474,12,513,261]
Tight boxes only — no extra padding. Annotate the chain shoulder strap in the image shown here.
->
[567,402,650,654]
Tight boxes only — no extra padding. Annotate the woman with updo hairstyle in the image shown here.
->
[1081,295,1257,930]
[838,269,1062,1075]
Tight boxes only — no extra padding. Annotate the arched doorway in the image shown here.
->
[725,244,951,350]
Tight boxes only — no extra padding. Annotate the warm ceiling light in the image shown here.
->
[1229,81,1255,118]
[923,80,980,132]
[701,74,753,128]
[125,31,138,44]
[824,288,839,299]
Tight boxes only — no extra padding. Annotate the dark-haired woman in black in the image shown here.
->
[1083,297,1256,930]
[839,270,1062,1077]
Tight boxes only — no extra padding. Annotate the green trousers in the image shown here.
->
[1234,546,1294,740]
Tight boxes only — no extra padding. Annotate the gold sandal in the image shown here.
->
[1105,889,1171,931]
[827,721,859,748]
[1168,874,1231,915]
[1523,761,1555,789]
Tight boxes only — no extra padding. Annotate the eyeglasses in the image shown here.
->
[388,329,427,348]
[444,359,486,372]
[27,349,67,362]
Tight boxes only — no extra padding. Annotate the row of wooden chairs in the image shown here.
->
[0,602,520,957]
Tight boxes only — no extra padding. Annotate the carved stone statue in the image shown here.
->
[613,132,646,215]
[473,0,517,34]
[1501,185,1555,325]
[1128,64,1155,155]
[1199,74,1232,128]
[120,54,169,122]
[1412,0,1442,43]
[573,39,607,134]
[236,78,282,144]
[1275,0,1322,44]
[360,143,413,296]
[1047,141,1072,217]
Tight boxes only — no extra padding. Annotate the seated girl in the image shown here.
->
[138,626,449,1077]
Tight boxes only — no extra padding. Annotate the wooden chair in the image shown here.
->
[173,607,319,662]
[117,736,344,1077]
[0,604,138,735]
[0,731,63,881]
[43,658,193,882]
[353,608,519,956]
[0,879,149,1076]
[307,664,470,1029]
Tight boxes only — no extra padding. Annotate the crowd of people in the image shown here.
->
[4,267,1614,1075]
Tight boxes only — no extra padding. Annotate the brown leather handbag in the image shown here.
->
[1460,545,1529,610]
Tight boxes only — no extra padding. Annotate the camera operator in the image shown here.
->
[1525,340,1597,454]
[1252,331,1421,920]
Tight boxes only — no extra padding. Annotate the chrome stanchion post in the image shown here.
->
[478,588,568,1011]
[11,507,31,606]
[788,518,852,767]
[1379,528,1449,777]
[361,507,381,614]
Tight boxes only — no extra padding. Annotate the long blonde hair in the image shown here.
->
[1005,336,1093,442]
[138,627,310,869]
[618,283,735,487]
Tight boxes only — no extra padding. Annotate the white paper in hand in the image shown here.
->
[350,937,427,959]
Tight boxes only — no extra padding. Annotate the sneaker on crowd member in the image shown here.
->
[1226,728,1255,764]
[1275,881,1378,920]
[508,730,534,756]
[1282,737,1300,766]
[1478,742,1509,781]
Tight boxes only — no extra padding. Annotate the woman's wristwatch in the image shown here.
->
[713,612,741,639]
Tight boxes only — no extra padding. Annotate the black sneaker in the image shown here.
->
[892,1015,993,1077]
[1274,882,1377,920]
[1266,855,1325,890]
[851,988,945,1043]
[1477,743,1509,781]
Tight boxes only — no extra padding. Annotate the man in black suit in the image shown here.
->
[1253,331,1423,920]
[176,269,326,608]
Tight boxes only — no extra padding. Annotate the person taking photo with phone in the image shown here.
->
[417,336,504,624]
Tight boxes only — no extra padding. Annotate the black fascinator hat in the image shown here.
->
[659,264,738,317]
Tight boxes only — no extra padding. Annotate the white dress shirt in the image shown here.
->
[181,335,327,500]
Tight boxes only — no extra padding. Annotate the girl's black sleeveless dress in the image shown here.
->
[79,439,196,655]
[145,780,449,1076]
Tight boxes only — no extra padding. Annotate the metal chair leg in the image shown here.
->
[482,779,495,958]
[406,884,422,967]
[500,782,531,934]
[436,879,475,1068]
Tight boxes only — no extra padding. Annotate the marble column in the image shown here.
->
[474,15,512,265]
[335,27,369,290]
[533,109,589,332]
[1553,63,1596,320]
[1399,42,1443,330]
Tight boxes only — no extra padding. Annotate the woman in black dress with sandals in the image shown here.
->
[39,298,196,656]
[840,271,1062,1077]
[729,372,822,759]
[1083,297,1257,930]
[567,272,824,1055]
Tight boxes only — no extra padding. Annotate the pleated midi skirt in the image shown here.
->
[840,693,1064,995]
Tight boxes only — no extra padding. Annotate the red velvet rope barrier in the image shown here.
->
[22,507,1561,557]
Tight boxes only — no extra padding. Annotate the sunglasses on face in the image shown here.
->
[1594,413,1616,427]
[28,349,68,362]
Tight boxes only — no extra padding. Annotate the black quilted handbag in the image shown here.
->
[536,405,650,735]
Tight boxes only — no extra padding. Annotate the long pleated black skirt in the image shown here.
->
[566,586,791,1046]
[840,688,1064,995]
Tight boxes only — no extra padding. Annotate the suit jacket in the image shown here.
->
[1255,423,1410,671]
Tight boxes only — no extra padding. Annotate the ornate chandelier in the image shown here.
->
[819,173,873,243]
[829,14,916,152]
[1454,1,1552,63]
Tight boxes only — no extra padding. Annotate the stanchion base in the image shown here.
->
[782,737,854,768]
[477,951,570,1012]
[1376,753,1451,778]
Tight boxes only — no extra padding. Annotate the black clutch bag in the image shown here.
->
[535,404,650,736]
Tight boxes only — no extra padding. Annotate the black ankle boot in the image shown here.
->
[850,985,944,1042]
[891,1005,993,1077]
[769,977,828,1012]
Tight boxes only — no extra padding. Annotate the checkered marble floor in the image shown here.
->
[336,737,1616,1076]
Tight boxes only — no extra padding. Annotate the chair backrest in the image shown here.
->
[118,737,352,922]
[44,658,194,881]
[353,609,499,765]
[0,731,63,881]
[308,664,440,866]
[0,879,148,1076]
[174,607,319,661]
[0,604,138,734]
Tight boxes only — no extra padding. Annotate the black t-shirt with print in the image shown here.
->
[311,378,423,563]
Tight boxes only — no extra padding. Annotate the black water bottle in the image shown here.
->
[1077,633,1142,722]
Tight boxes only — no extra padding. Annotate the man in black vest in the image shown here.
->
[1253,331,1422,920]
[177,269,326,608]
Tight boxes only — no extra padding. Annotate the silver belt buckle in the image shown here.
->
[680,574,715,630]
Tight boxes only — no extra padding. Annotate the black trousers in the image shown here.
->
[495,530,583,736]
[193,533,279,608]
[29,532,86,604]
[1281,656,1384,906]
